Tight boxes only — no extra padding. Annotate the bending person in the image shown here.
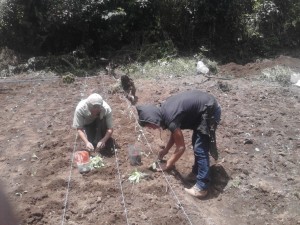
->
[136,90,221,199]
[73,93,113,151]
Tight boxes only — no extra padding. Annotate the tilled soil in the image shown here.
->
[0,55,300,225]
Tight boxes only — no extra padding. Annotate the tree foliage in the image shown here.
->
[0,0,299,61]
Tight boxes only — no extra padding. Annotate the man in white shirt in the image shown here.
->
[73,93,113,151]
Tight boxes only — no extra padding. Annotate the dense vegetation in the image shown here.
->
[0,0,299,62]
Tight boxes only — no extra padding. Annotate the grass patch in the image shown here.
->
[120,57,201,79]
[260,65,292,86]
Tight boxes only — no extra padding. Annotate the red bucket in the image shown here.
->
[74,151,90,173]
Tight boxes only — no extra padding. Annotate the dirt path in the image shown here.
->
[0,56,300,225]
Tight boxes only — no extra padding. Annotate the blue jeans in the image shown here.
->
[191,104,221,190]
[192,131,210,190]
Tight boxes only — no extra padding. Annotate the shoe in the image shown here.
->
[184,185,208,198]
[184,172,197,182]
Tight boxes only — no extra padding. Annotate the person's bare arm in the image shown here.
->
[165,128,185,169]
[102,128,113,143]
[158,133,175,160]
[157,128,185,171]
[77,128,94,150]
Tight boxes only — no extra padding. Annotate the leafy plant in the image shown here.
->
[62,73,75,84]
[128,169,147,184]
[89,155,105,169]
[231,178,241,188]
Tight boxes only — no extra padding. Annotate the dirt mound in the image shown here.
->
[219,55,300,77]
[0,56,299,225]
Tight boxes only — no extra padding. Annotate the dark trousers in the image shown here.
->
[84,118,107,148]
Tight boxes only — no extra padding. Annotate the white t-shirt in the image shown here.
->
[72,99,112,129]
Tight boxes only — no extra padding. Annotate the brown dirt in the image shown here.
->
[0,55,300,225]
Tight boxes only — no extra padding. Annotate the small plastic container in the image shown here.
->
[128,145,141,166]
[74,151,91,173]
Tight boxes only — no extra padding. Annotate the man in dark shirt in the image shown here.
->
[136,90,221,198]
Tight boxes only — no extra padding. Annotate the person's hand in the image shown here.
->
[158,148,169,160]
[96,141,105,150]
[155,163,167,172]
[86,142,94,151]
[155,161,174,172]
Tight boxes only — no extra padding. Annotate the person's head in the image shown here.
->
[86,93,103,116]
[136,104,162,129]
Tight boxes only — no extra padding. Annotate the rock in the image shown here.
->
[293,80,300,87]
[141,214,148,220]
[244,139,253,144]
[196,61,209,74]
[258,180,273,193]
[96,196,102,203]
[290,72,300,83]
[218,81,231,92]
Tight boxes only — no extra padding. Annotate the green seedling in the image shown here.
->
[31,153,39,160]
[231,178,241,188]
[15,190,27,198]
[149,161,160,171]
[89,155,105,169]
[150,162,157,170]
[31,170,37,176]
[128,169,147,184]
[149,159,166,171]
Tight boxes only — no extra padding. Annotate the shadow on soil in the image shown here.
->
[171,164,230,200]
